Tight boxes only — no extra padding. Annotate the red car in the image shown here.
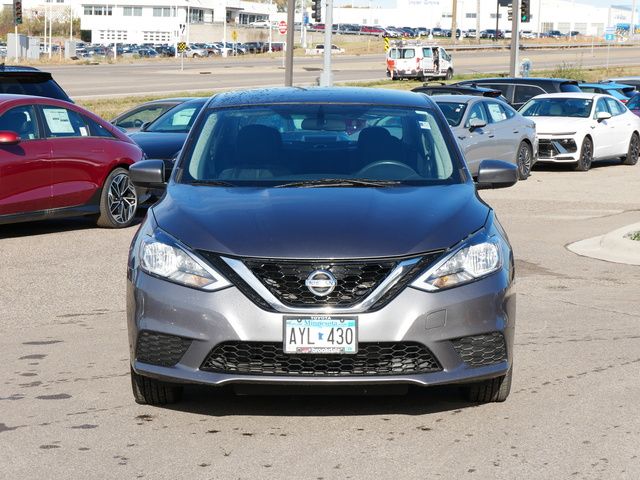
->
[626,93,640,118]
[0,95,143,228]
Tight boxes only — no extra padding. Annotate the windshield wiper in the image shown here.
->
[189,180,236,187]
[274,178,401,188]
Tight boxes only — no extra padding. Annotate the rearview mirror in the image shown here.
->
[468,118,487,130]
[130,160,166,189]
[476,160,518,189]
[596,111,612,121]
[0,131,21,145]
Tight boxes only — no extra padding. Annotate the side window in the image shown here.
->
[115,105,168,129]
[82,115,116,138]
[389,48,399,60]
[580,86,597,94]
[421,48,433,58]
[41,106,89,138]
[465,102,488,127]
[604,97,624,116]
[0,105,40,140]
[514,85,545,105]
[594,98,610,117]
[439,48,450,61]
[486,102,508,123]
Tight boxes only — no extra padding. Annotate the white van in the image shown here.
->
[386,44,454,81]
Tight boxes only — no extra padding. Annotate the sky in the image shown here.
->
[337,0,634,9]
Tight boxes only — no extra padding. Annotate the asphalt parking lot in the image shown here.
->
[1,161,639,479]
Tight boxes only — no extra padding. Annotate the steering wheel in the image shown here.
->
[357,160,417,178]
[133,119,144,128]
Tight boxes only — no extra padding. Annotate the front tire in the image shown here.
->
[97,167,138,228]
[623,132,639,165]
[445,68,453,80]
[463,368,512,403]
[574,136,593,171]
[516,141,533,180]
[131,367,183,405]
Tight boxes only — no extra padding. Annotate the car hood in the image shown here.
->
[528,116,590,134]
[128,132,187,160]
[152,183,489,259]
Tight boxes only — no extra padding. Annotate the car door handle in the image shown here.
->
[513,130,519,134]
[458,135,466,140]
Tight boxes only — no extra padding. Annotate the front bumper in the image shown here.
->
[536,135,579,163]
[127,266,515,388]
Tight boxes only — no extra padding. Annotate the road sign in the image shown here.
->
[604,27,615,42]
[231,30,238,41]
[177,42,187,53]
[278,21,287,35]
[384,37,390,52]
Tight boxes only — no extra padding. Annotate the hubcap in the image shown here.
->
[107,173,137,224]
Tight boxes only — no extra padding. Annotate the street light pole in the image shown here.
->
[320,0,334,85]
[476,0,481,44]
[451,0,458,44]
[284,0,295,85]
[509,0,520,76]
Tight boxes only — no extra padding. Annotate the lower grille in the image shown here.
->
[451,332,507,368]
[538,139,558,158]
[201,341,441,376]
[135,331,192,367]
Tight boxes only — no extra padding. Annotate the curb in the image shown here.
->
[567,222,640,266]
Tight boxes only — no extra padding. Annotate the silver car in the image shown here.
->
[435,95,537,179]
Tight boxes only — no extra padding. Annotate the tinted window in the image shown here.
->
[605,97,625,116]
[181,105,460,184]
[435,101,467,126]
[421,48,433,57]
[0,75,70,101]
[483,83,510,97]
[595,98,610,116]
[0,105,40,140]
[521,98,593,118]
[514,85,545,105]
[115,105,172,129]
[579,86,599,94]
[146,102,204,133]
[41,106,89,138]
[627,94,640,110]
[82,115,116,137]
[560,82,582,93]
[466,102,488,126]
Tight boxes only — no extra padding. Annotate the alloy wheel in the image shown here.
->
[107,173,137,225]
[517,143,532,179]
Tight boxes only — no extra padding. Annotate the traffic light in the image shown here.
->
[13,0,23,25]
[311,0,321,22]
[520,0,530,23]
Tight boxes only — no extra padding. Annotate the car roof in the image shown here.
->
[0,65,42,73]
[579,82,633,89]
[432,94,485,103]
[460,77,577,85]
[530,92,600,100]
[140,97,196,105]
[207,87,436,109]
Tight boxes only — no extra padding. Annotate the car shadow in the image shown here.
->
[0,212,145,240]
[168,384,479,417]
[532,158,623,173]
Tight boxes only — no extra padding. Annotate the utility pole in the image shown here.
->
[509,0,520,76]
[495,0,499,41]
[320,0,334,85]
[284,0,295,86]
[631,0,637,41]
[451,0,458,44]
[476,0,481,43]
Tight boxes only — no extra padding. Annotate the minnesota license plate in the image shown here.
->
[283,316,358,354]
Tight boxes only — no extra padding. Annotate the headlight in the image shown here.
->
[139,230,231,291]
[411,238,502,291]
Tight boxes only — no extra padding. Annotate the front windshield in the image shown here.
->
[146,101,204,133]
[520,98,593,118]
[179,104,461,185]
[435,102,467,127]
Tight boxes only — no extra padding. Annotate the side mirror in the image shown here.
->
[596,111,612,122]
[468,118,487,131]
[130,160,166,189]
[476,160,518,189]
[0,131,21,145]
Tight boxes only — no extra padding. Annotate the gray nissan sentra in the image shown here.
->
[127,87,518,406]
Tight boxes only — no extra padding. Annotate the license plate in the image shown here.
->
[283,316,357,354]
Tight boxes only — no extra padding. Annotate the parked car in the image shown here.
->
[0,95,143,227]
[431,27,444,37]
[578,81,636,103]
[545,30,565,38]
[520,30,537,39]
[480,29,504,39]
[435,95,537,179]
[412,83,509,103]
[626,93,640,117]
[249,20,270,28]
[127,87,518,406]
[520,93,640,170]
[455,77,582,109]
[0,66,71,102]
[607,76,640,90]
[111,98,195,133]
[360,25,386,36]
[306,44,345,55]
[128,98,207,161]
[386,44,453,80]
